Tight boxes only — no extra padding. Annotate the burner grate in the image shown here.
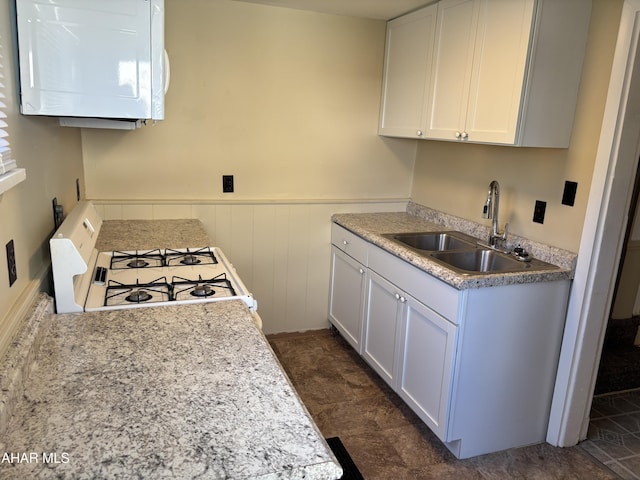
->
[172,273,236,301]
[164,247,218,267]
[105,277,171,306]
[110,249,164,270]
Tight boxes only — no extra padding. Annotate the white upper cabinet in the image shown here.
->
[426,0,534,144]
[379,0,592,147]
[378,4,437,138]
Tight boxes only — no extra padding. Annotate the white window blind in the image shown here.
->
[0,35,26,194]
[0,39,13,173]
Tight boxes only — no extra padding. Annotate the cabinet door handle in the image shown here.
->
[342,240,349,246]
[416,130,424,137]
[462,132,469,140]
[399,296,406,303]
[359,268,364,275]
[455,131,462,139]
[395,293,400,300]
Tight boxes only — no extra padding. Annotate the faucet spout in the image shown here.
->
[485,180,507,249]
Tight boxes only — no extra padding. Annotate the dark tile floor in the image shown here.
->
[268,328,619,480]
[582,389,640,479]
[595,318,640,395]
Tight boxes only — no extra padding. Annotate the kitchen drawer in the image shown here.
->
[368,244,460,323]
[331,223,368,266]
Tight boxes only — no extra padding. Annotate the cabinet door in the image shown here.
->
[328,246,366,353]
[464,0,534,144]
[425,0,479,141]
[425,0,535,144]
[362,270,403,388]
[397,294,457,440]
[378,4,437,138]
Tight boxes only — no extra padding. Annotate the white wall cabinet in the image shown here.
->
[378,0,591,147]
[378,4,437,138]
[328,222,571,458]
[426,0,534,144]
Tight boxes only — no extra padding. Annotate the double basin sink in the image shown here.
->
[382,231,558,275]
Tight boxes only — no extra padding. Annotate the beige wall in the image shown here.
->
[411,0,622,253]
[0,0,84,357]
[81,0,417,202]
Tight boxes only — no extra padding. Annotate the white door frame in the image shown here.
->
[548,0,640,446]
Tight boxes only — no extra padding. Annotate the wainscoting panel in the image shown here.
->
[94,201,407,333]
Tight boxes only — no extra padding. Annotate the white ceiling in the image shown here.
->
[232,0,432,20]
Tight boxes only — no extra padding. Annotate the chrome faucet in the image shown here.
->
[482,180,508,249]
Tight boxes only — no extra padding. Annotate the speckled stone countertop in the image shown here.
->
[96,219,211,251]
[0,300,342,479]
[333,202,577,290]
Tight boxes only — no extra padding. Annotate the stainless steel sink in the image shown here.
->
[381,230,559,275]
[430,249,558,275]
[382,231,477,251]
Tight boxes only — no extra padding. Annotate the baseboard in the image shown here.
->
[0,266,51,361]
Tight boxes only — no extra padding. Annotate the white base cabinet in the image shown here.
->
[328,225,368,353]
[397,293,457,441]
[328,222,571,458]
[362,270,403,387]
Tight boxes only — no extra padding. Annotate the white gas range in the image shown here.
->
[50,202,258,322]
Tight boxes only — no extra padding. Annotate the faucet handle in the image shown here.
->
[502,222,509,240]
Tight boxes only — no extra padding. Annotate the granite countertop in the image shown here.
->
[0,300,342,479]
[96,219,211,251]
[333,205,577,290]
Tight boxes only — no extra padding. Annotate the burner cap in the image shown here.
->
[191,285,214,297]
[126,289,153,303]
[181,254,201,265]
[127,258,149,268]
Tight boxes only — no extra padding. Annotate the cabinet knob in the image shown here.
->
[395,293,400,300]
[462,132,469,139]
[359,268,364,275]
[342,240,349,246]
[399,296,406,303]
[455,131,462,139]
[416,130,424,137]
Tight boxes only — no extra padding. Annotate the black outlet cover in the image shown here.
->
[222,175,234,193]
[533,200,547,224]
[6,239,16,286]
[562,181,578,206]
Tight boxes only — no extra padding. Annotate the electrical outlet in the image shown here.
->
[223,175,234,193]
[6,239,16,287]
[52,198,64,230]
[562,181,578,206]
[533,200,547,224]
